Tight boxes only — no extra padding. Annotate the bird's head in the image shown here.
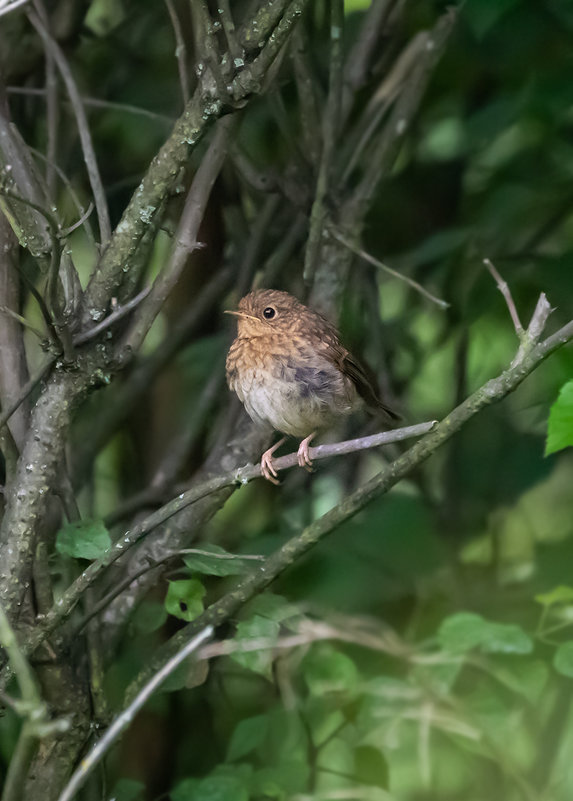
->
[225,289,305,337]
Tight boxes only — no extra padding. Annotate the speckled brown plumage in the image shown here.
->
[225,289,396,482]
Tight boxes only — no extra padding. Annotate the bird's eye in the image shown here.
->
[263,307,276,319]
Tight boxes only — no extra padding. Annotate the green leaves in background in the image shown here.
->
[165,579,205,622]
[230,615,280,679]
[554,642,573,678]
[171,774,249,801]
[535,585,573,607]
[303,645,359,697]
[183,545,257,577]
[55,519,111,560]
[438,612,533,655]
[546,380,573,455]
[227,714,269,762]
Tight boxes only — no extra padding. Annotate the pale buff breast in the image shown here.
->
[226,336,360,437]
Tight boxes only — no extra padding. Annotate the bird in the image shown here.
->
[225,289,398,483]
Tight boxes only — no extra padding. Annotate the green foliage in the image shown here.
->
[55,519,111,560]
[230,615,281,679]
[438,612,533,655]
[546,381,573,455]
[553,642,573,678]
[164,579,206,622]
[109,779,145,801]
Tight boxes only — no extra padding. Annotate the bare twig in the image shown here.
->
[55,627,213,801]
[303,0,344,285]
[72,286,151,346]
[217,0,242,61]
[33,0,59,198]
[0,306,44,339]
[27,8,111,244]
[165,0,190,107]
[7,86,174,125]
[483,258,523,335]
[123,116,235,352]
[0,358,54,432]
[0,0,29,18]
[333,228,449,309]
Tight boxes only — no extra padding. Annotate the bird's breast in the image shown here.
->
[226,334,358,437]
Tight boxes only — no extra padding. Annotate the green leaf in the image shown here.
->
[303,645,358,697]
[183,544,254,577]
[130,601,167,634]
[56,519,111,560]
[230,615,280,679]
[170,778,199,801]
[438,612,491,653]
[354,745,390,790]
[164,579,205,622]
[465,0,520,39]
[109,778,145,801]
[227,714,269,762]
[482,622,533,655]
[438,612,532,655]
[196,776,248,801]
[546,380,573,455]
[535,585,573,607]
[554,642,573,678]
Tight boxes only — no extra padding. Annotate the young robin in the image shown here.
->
[225,289,397,483]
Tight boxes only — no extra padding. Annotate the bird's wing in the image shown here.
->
[313,316,399,422]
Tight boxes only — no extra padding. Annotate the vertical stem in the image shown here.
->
[303,0,344,285]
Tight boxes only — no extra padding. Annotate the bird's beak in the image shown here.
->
[224,310,258,321]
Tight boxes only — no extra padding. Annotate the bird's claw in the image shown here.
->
[297,434,315,473]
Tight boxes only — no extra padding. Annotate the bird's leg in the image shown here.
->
[260,436,287,484]
[297,432,316,471]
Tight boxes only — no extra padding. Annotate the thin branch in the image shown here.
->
[165,0,190,107]
[333,228,449,309]
[303,0,344,285]
[0,358,54,432]
[123,116,235,352]
[55,627,213,801]
[483,258,523,335]
[7,86,174,125]
[0,306,45,340]
[72,286,151,346]
[0,0,28,18]
[27,8,111,244]
[33,0,59,199]
[217,0,242,61]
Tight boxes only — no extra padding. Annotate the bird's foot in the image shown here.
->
[260,437,287,484]
[297,433,316,473]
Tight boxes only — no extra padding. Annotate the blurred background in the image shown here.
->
[2,0,573,799]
